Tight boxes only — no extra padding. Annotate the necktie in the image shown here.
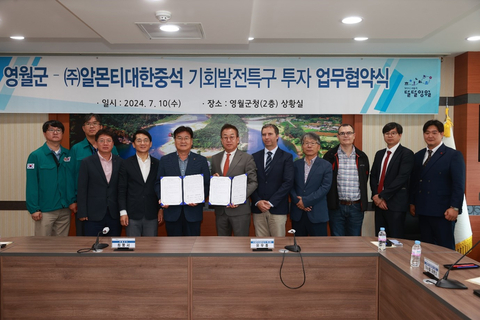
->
[265,151,272,176]
[377,151,391,194]
[423,150,433,166]
[223,153,230,176]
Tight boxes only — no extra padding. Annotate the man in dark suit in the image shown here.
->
[155,126,210,236]
[251,124,294,237]
[77,129,123,237]
[290,133,332,236]
[211,123,258,236]
[118,129,161,237]
[410,120,466,249]
[370,122,414,238]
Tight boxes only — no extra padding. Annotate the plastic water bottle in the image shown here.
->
[410,240,422,267]
[378,227,387,252]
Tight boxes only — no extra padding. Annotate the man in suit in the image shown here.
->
[69,113,119,236]
[26,120,75,236]
[410,119,465,249]
[290,133,332,236]
[370,122,414,238]
[155,126,210,236]
[323,124,369,236]
[77,129,123,237]
[211,123,258,236]
[251,124,294,237]
[118,129,161,237]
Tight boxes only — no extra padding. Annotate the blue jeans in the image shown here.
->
[328,203,364,236]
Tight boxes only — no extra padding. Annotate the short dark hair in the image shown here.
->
[382,122,403,135]
[133,129,152,142]
[83,113,102,125]
[95,129,114,142]
[221,123,239,137]
[423,119,444,133]
[338,123,354,134]
[42,120,64,133]
[261,124,279,136]
[173,126,194,139]
[301,132,321,145]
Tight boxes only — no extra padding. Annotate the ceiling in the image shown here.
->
[0,0,479,57]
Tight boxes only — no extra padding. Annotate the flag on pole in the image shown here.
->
[443,107,472,254]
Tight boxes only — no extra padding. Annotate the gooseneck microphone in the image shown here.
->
[284,229,301,252]
[92,227,110,252]
[435,239,480,289]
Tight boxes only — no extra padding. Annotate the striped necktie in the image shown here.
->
[265,151,272,176]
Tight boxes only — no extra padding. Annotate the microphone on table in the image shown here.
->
[435,239,480,289]
[92,227,110,252]
[284,229,301,252]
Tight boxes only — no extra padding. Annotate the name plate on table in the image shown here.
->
[251,238,274,251]
[424,257,440,279]
[112,238,136,249]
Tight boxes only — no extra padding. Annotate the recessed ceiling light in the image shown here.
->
[160,25,179,32]
[466,36,480,41]
[342,16,362,24]
[10,36,25,40]
[248,37,254,41]
[354,37,368,41]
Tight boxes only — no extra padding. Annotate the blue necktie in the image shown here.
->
[265,151,272,176]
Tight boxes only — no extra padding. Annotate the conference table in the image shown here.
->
[1,236,480,319]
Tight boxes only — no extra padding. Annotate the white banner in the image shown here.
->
[0,56,440,114]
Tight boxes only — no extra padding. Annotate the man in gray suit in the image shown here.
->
[210,124,257,236]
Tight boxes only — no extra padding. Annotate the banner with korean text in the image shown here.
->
[0,56,440,114]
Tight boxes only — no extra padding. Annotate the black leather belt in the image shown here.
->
[339,200,361,205]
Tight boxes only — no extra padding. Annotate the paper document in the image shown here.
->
[183,174,205,204]
[209,174,247,206]
[160,176,183,206]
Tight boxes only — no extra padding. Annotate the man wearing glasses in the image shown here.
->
[323,124,369,236]
[210,124,258,236]
[118,130,161,236]
[290,133,332,236]
[410,120,465,249]
[26,120,76,236]
[370,122,414,238]
[155,126,210,236]
[69,114,118,235]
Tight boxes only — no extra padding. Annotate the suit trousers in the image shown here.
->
[292,211,328,236]
[84,210,122,237]
[418,215,456,250]
[216,209,251,236]
[253,210,287,237]
[126,217,158,237]
[165,207,201,236]
[34,208,71,236]
[374,207,406,239]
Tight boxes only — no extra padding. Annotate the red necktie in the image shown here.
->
[223,153,230,176]
[377,151,391,194]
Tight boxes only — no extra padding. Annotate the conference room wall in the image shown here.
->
[0,57,457,237]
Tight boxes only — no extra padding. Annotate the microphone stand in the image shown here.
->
[435,239,480,289]
[92,229,109,252]
[285,232,301,252]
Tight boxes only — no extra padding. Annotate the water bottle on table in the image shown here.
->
[378,227,387,252]
[410,240,422,267]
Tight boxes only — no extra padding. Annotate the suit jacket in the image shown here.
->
[251,148,294,214]
[155,152,210,222]
[290,157,332,223]
[370,144,414,212]
[77,153,123,221]
[210,149,258,217]
[118,155,160,221]
[410,143,465,217]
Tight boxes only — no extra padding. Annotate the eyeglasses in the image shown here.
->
[135,139,150,144]
[302,142,319,147]
[384,132,398,137]
[338,131,354,136]
[85,122,100,127]
[47,129,62,134]
[175,136,191,141]
[98,139,113,144]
